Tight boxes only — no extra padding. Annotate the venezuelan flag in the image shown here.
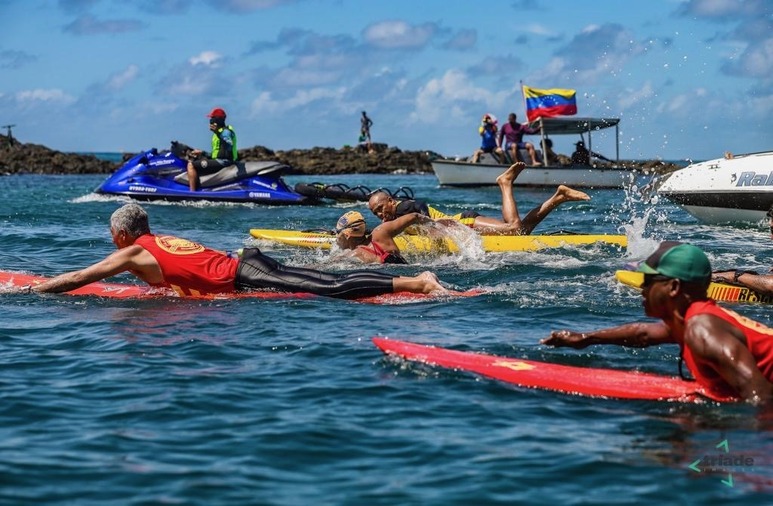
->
[523,85,577,122]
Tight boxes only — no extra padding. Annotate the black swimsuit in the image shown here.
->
[234,248,396,299]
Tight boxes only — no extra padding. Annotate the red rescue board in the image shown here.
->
[373,337,734,402]
[0,270,481,304]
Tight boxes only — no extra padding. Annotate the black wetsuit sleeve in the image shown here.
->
[395,199,430,217]
[234,248,396,299]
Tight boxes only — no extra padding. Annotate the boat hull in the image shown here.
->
[431,159,639,188]
[657,151,773,223]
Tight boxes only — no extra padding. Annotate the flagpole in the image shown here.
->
[519,80,527,121]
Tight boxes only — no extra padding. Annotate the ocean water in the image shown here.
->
[0,172,771,505]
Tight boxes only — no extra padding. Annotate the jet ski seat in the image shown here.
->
[174,161,294,188]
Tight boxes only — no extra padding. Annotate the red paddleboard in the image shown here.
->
[0,270,480,304]
[373,338,734,402]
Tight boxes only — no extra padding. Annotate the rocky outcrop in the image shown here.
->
[239,143,443,175]
[0,135,116,175]
[0,134,682,176]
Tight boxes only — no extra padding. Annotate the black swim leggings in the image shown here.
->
[235,248,396,299]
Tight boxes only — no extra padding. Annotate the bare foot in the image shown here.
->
[555,185,591,202]
[531,161,543,166]
[495,162,526,186]
[418,271,448,294]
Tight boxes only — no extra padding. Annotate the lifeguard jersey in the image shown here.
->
[135,234,238,296]
[683,299,773,399]
[357,239,406,264]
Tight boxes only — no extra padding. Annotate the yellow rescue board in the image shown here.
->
[615,270,773,305]
[250,229,627,253]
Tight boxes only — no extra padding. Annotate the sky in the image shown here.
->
[1,0,771,161]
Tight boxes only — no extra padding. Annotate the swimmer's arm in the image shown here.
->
[733,272,773,294]
[32,245,147,293]
[542,321,673,349]
[378,212,428,238]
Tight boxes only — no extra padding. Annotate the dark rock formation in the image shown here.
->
[0,134,682,176]
[239,143,443,175]
[0,134,116,175]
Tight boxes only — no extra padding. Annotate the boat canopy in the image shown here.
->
[531,116,620,161]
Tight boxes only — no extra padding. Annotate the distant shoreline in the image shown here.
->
[1,135,687,176]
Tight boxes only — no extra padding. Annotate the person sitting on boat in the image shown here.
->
[543,241,773,405]
[711,204,773,294]
[497,112,542,166]
[186,107,238,192]
[570,140,610,165]
[368,162,590,235]
[334,210,426,264]
[542,138,559,165]
[28,203,447,298]
[471,114,505,164]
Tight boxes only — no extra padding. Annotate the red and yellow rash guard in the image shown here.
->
[135,234,238,296]
[684,299,773,399]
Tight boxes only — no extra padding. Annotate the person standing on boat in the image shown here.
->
[497,113,542,166]
[368,162,590,235]
[186,107,238,191]
[543,242,773,405]
[471,114,505,164]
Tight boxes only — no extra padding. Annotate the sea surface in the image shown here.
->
[0,170,771,505]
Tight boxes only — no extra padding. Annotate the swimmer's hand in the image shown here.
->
[541,330,589,349]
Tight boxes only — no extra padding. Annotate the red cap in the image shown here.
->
[207,107,226,118]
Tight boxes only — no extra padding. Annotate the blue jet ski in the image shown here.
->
[95,141,316,205]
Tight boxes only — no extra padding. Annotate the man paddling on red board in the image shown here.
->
[29,204,446,299]
[368,162,590,235]
[543,242,773,405]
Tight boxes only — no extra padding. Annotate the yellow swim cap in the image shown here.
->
[335,211,367,237]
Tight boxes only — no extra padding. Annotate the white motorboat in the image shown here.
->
[431,116,640,188]
[657,151,773,224]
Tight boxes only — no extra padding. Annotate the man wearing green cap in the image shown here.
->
[543,241,773,405]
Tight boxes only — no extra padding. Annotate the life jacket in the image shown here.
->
[211,125,237,161]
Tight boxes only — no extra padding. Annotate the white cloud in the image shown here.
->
[107,64,139,90]
[530,24,643,85]
[617,82,655,109]
[363,20,436,49]
[734,38,773,78]
[215,0,293,12]
[273,67,341,87]
[250,87,346,115]
[525,23,556,37]
[189,51,222,66]
[166,75,211,95]
[409,69,513,123]
[15,89,75,104]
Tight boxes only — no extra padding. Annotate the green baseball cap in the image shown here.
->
[637,241,711,284]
